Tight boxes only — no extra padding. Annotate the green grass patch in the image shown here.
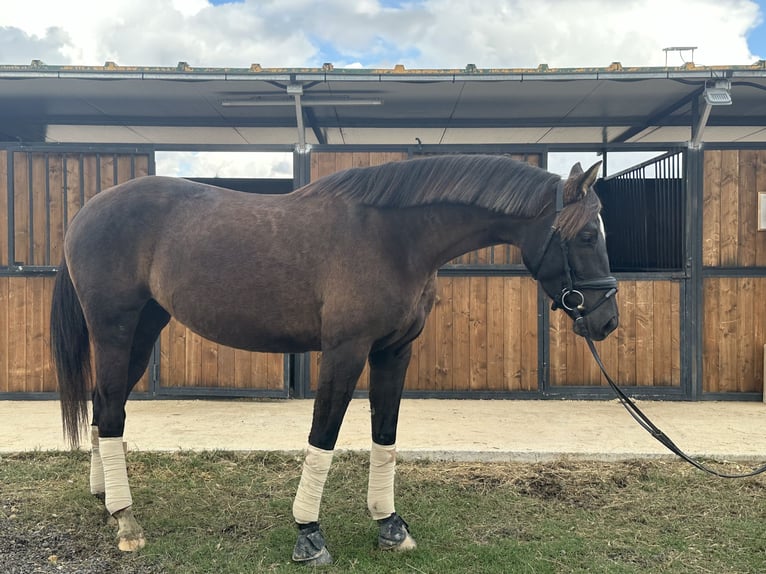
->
[2,451,766,573]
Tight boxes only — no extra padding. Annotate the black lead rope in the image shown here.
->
[581,324,766,479]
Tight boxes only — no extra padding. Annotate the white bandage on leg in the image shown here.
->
[292,444,334,524]
[367,442,397,520]
[99,437,133,515]
[89,426,105,495]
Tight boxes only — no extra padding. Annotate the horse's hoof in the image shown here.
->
[378,513,417,551]
[117,534,146,552]
[292,522,333,566]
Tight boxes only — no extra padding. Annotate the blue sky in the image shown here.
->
[750,0,766,57]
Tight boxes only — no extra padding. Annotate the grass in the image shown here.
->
[2,451,766,573]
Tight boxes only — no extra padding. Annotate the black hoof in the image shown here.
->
[377,513,417,551]
[292,522,333,566]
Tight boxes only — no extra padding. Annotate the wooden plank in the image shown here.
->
[65,154,83,228]
[311,152,337,181]
[754,279,766,394]
[468,276,488,390]
[520,278,538,390]
[8,277,27,391]
[418,291,438,391]
[719,150,740,266]
[756,151,766,266]
[99,154,116,193]
[217,345,236,388]
[116,155,133,184]
[31,154,48,266]
[48,155,65,265]
[503,277,523,390]
[670,282,681,387]
[335,152,354,173]
[83,155,99,202]
[185,330,203,387]
[135,155,150,178]
[201,339,219,387]
[0,278,9,392]
[13,152,30,265]
[268,353,285,391]
[351,152,370,169]
[25,277,45,391]
[41,276,55,391]
[738,150,758,266]
[635,281,654,386]
[451,277,471,391]
[234,349,252,389]
[652,281,673,385]
[702,278,721,392]
[485,277,505,390]
[617,281,637,386]
[0,151,7,266]
[547,295,566,387]
[702,150,722,267]
[717,277,739,392]
[434,277,454,391]
[737,277,755,392]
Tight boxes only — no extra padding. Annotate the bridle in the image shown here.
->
[532,180,766,479]
[528,180,618,320]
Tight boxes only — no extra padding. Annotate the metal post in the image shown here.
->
[292,146,312,397]
[685,144,703,399]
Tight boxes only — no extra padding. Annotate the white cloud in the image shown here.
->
[155,151,293,178]
[0,0,760,68]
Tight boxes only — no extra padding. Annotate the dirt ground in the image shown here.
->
[2,398,766,462]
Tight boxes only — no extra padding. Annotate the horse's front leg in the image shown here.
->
[292,341,370,566]
[367,342,417,552]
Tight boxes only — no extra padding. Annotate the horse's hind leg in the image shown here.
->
[89,300,170,552]
[367,342,417,552]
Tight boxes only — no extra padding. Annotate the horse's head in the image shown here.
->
[522,162,619,341]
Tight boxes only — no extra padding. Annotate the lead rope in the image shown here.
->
[581,322,766,479]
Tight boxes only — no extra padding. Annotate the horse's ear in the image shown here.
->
[568,162,584,178]
[565,161,601,203]
[581,162,601,191]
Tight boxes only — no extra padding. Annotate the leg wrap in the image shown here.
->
[292,445,334,524]
[99,437,133,516]
[89,426,105,495]
[367,442,397,520]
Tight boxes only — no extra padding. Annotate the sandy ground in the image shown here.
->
[2,398,766,463]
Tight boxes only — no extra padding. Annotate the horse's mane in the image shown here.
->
[296,154,599,239]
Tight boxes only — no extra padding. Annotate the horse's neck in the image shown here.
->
[391,204,524,270]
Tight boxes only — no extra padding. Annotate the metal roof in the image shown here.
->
[1,61,765,147]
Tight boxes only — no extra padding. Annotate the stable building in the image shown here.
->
[1,60,765,401]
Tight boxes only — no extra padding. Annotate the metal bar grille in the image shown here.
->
[599,151,685,271]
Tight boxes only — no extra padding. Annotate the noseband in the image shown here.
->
[529,181,618,319]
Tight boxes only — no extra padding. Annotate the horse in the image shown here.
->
[50,154,619,565]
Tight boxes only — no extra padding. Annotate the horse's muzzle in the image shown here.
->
[574,314,619,341]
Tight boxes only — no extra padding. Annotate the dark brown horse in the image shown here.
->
[50,154,618,564]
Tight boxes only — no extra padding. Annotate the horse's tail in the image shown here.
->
[50,258,91,449]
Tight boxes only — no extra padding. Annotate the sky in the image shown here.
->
[1,0,764,177]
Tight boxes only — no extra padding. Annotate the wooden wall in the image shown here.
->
[0,150,153,393]
[703,150,766,267]
[702,150,766,394]
[158,321,285,392]
[702,277,766,393]
[309,275,540,392]
[550,280,681,388]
